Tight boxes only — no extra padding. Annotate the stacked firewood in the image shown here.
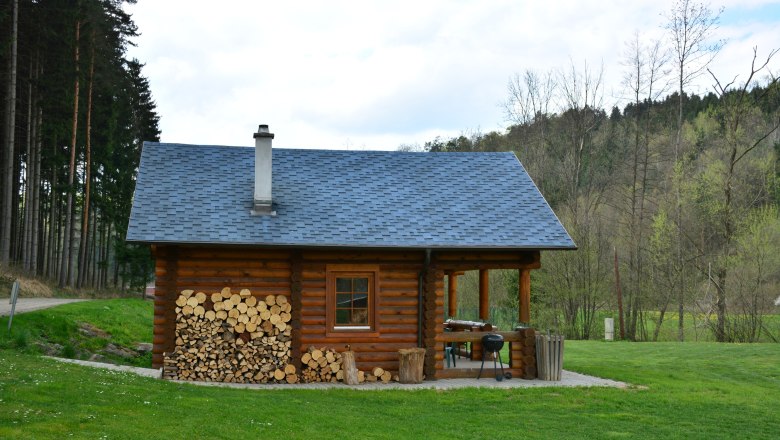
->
[300,346,343,383]
[298,347,395,384]
[364,367,393,384]
[163,288,297,384]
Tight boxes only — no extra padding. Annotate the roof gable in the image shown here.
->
[126,142,575,249]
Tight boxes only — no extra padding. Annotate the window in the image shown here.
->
[326,265,379,336]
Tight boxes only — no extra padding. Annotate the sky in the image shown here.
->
[124,0,780,151]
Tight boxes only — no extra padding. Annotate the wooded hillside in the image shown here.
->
[0,0,160,291]
[418,2,779,343]
[423,45,779,342]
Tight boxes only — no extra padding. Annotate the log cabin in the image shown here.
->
[126,124,575,382]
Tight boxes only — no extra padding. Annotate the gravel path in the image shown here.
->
[50,357,628,390]
[0,298,91,316]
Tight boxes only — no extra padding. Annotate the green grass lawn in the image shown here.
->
[0,301,778,439]
[0,345,778,438]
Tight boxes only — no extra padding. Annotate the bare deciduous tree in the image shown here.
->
[664,0,723,341]
[504,70,557,126]
[558,59,605,222]
[617,32,670,340]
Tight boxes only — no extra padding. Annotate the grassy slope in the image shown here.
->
[0,342,778,438]
[0,299,152,366]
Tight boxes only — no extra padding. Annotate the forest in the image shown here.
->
[0,0,159,292]
[421,3,779,343]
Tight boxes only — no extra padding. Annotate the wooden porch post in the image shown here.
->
[519,268,531,324]
[479,269,489,321]
[447,272,458,318]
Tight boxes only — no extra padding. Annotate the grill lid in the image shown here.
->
[482,333,504,352]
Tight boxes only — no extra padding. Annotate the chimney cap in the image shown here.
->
[254,124,275,139]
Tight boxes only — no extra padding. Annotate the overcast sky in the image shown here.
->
[124,0,780,150]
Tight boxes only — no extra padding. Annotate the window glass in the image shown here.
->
[333,276,372,327]
[336,278,351,293]
[353,293,368,308]
[336,293,352,307]
[336,309,350,324]
[351,308,368,324]
[354,278,368,293]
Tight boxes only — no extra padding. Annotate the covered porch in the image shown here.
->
[423,250,540,380]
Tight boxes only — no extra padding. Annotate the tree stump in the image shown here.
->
[341,350,359,385]
[398,348,426,384]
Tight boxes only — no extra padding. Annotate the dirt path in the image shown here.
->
[0,298,91,316]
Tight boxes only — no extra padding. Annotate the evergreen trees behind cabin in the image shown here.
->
[0,0,160,292]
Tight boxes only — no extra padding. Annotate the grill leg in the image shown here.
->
[477,348,487,379]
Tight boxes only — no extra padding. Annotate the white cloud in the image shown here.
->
[125,0,780,150]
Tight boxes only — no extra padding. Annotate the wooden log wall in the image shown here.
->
[299,250,426,375]
[152,245,176,368]
[422,265,444,379]
[152,246,541,381]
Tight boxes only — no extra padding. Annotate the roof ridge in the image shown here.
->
[143,142,516,155]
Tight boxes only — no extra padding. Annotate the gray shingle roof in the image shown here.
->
[126,142,575,249]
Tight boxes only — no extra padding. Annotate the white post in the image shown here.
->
[604,317,614,341]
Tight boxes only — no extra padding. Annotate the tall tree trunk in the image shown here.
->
[98,220,105,289]
[23,63,33,271]
[11,126,22,262]
[102,221,111,289]
[30,73,42,274]
[78,33,95,288]
[675,69,685,342]
[1,0,19,266]
[47,167,58,278]
[60,19,80,287]
[89,207,97,286]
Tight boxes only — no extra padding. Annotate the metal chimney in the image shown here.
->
[252,124,275,215]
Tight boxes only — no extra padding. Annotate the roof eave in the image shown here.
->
[125,238,577,251]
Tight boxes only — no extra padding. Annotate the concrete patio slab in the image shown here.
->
[50,357,628,390]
